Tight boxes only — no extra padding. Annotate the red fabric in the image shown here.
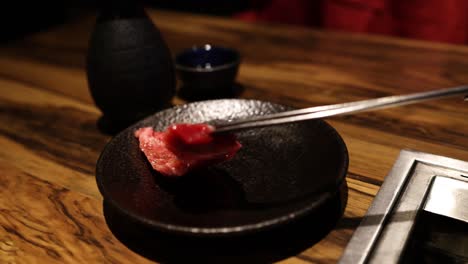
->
[234,0,468,44]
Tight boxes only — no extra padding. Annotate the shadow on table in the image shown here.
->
[103,182,348,263]
[177,82,245,102]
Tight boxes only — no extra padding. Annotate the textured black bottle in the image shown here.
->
[86,1,175,129]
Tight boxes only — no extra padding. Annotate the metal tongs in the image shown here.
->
[214,85,468,133]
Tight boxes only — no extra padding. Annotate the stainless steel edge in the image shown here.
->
[338,149,418,264]
[423,176,468,223]
[338,149,468,264]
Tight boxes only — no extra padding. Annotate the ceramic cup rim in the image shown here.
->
[175,44,241,73]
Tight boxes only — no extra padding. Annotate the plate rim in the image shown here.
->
[96,99,349,237]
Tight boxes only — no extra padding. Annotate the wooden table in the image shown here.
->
[1,9,467,263]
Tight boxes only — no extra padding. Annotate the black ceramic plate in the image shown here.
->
[96,99,348,236]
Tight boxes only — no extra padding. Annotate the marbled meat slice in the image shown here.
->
[134,124,241,176]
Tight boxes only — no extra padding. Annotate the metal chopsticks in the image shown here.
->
[214,85,468,133]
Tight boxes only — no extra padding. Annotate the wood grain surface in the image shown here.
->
[0,8,467,263]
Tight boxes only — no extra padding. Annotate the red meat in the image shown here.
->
[134,124,241,177]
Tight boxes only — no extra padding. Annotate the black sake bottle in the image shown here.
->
[86,0,175,132]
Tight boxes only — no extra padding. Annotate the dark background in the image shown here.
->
[1,1,249,42]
